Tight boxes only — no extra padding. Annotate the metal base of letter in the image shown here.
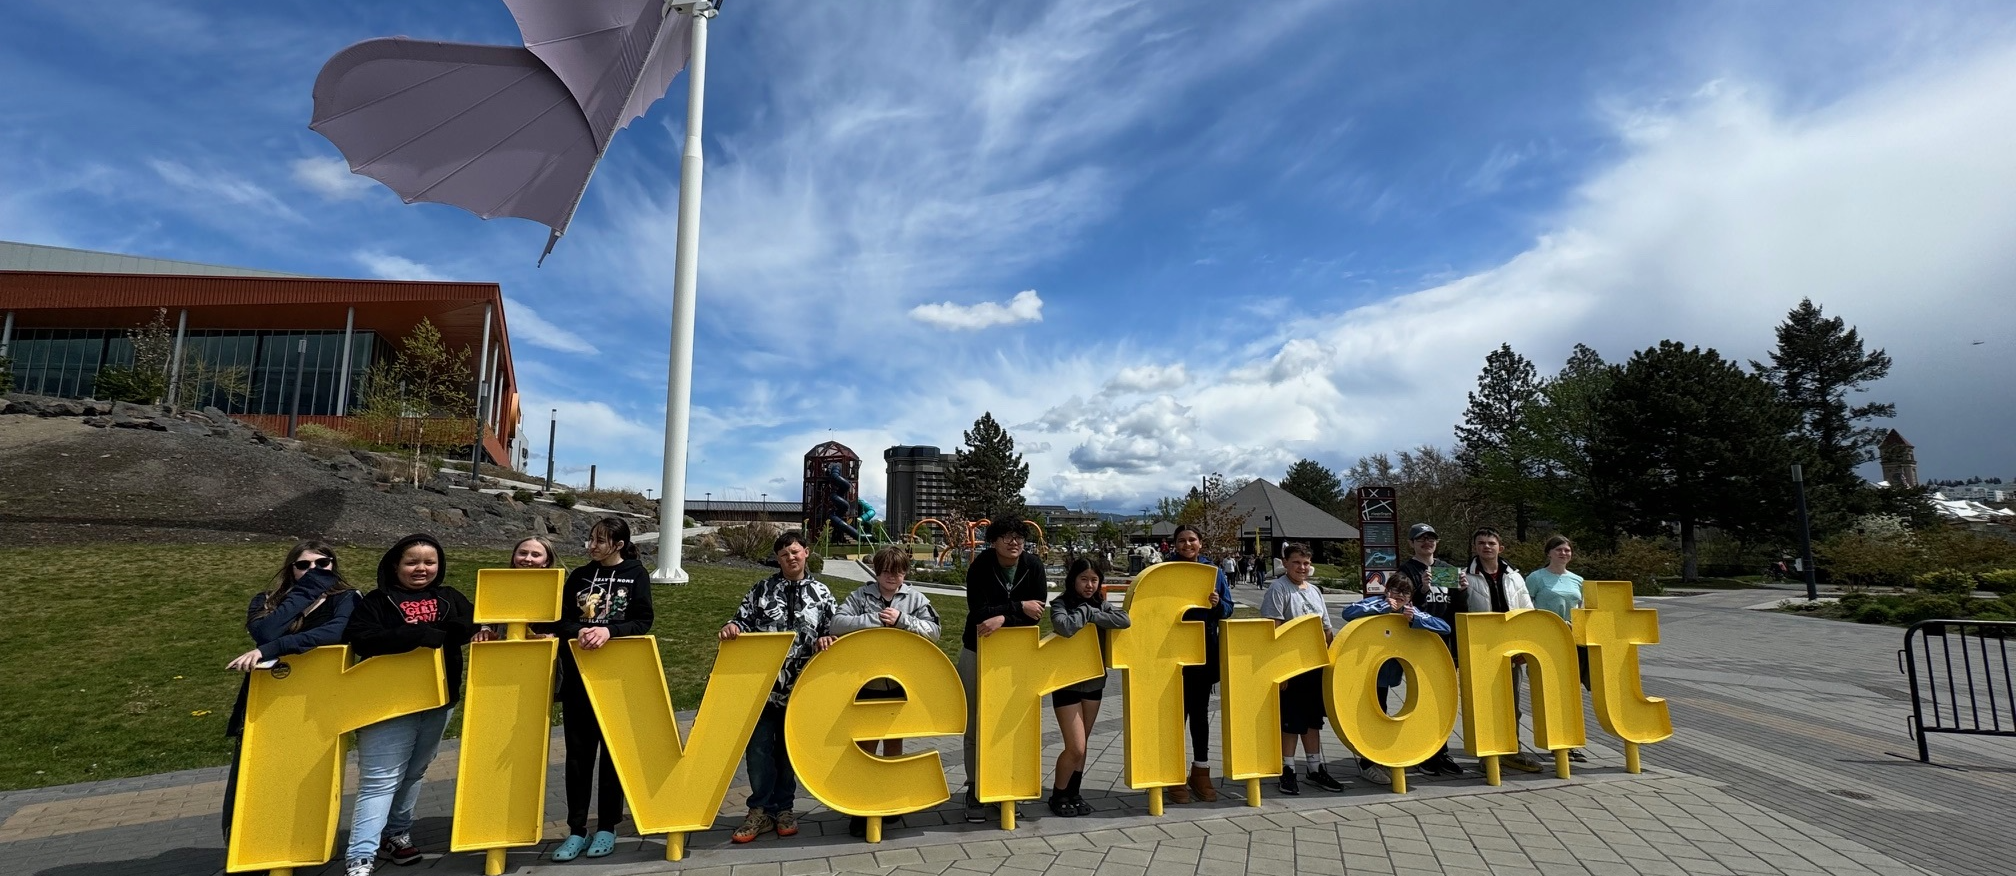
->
[867,816,882,844]
[1245,778,1262,807]
[485,849,505,876]
[1391,769,1406,794]
[1148,787,1163,816]
[1000,804,1015,830]
[1483,755,1501,786]
[667,832,685,861]
[1554,750,1571,779]
[1625,742,1641,774]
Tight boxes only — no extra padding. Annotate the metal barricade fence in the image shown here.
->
[1898,618,2016,763]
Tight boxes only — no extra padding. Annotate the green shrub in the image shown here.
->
[1851,602,1894,625]
[1818,531,1918,590]
[91,365,166,404]
[552,492,578,509]
[1894,595,1964,625]
[1633,578,1666,597]
[512,488,536,504]
[0,354,14,395]
[1978,569,2016,595]
[1919,528,2016,574]
[1916,568,1976,596]
[295,423,351,445]
[1838,589,1870,610]
[1579,537,1680,587]
[719,523,781,563]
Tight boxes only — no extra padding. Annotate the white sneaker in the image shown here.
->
[345,856,377,876]
[1358,762,1391,784]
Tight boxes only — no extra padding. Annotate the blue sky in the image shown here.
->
[4,0,2014,513]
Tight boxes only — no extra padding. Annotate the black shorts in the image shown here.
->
[1051,678,1106,708]
[1280,668,1326,733]
[857,681,906,701]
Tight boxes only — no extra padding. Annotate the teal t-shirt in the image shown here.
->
[1525,567,1585,622]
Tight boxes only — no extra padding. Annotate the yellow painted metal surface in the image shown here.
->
[974,626,1103,804]
[787,628,966,816]
[1327,614,1459,769]
[574,633,794,835]
[449,638,559,852]
[1455,609,1587,757]
[1218,615,1328,782]
[1109,561,1215,791]
[1574,581,1674,745]
[226,646,445,873]
[471,568,566,624]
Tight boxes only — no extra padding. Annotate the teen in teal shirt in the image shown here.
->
[1524,535,1585,621]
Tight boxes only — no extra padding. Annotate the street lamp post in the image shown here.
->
[1792,464,1818,601]
[544,408,557,493]
[286,338,307,439]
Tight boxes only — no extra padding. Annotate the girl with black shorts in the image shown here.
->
[1047,557,1131,817]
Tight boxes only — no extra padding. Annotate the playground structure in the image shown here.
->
[906,516,1047,567]
[802,441,891,547]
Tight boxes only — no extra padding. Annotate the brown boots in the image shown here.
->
[1167,781,1190,804]
[1187,765,1218,802]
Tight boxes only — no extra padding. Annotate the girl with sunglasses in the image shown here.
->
[221,540,359,839]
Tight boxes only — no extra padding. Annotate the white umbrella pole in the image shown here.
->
[653,1,714,584]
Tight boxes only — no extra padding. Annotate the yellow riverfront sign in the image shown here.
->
[226,564,1672,874]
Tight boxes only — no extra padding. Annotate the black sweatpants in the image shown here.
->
[559,680,626,836]
[1181,634,1221,763]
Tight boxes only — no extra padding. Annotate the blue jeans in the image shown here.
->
[744,703,795,815]
[346,705,452,860]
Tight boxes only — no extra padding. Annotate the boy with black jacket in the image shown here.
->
[958,516,1049,822]
[341,534,474,876]
[1393,523,1465,776]
[534,517,655,861]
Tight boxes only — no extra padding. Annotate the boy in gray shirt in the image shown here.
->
[1258,543,1345,793]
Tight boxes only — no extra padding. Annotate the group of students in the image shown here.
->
[222,513,1589,869]
[222,518,657,876]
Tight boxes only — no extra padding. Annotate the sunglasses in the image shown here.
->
[292,557,335,571]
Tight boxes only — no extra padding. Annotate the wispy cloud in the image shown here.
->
[352,251,448,281]
[909,289,1043,331]
[146,158,301,223]
[291,156,374,201]
[503,296,598,356]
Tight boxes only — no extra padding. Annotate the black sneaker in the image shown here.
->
[1305,766,1344,793]
[963,788,986,824]
[1278,767,1300,795]
[1424,753,1465,776]
[382,833,421,866]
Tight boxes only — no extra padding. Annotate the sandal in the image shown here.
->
[550,835,588,862]
[586,831,617,858]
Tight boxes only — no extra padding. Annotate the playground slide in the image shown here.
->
[825,464,864,542]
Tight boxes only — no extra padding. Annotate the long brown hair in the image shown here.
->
[255,540,355,628]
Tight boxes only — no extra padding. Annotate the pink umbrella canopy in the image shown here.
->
[309,0,695,261]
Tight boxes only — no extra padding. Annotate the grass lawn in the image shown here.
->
[0,542,971,792]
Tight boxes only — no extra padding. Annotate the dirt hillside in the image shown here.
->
[0,394,652,549]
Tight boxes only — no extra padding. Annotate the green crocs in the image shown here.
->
[550,834,588,862]
[586,831,618,858]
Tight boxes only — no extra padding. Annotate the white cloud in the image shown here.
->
[1008,41,2016,506]
[146,158,300,222]
[908,289,1044,331]
[291,156,375,201]
[352,251,448,281]
[1103,363,1190,394]
[502,296,598,356]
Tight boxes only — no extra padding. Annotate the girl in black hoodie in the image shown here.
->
[535,517,655,861]
[339,534,474,876]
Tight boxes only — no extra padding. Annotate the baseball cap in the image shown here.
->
[1408,523,1438,540]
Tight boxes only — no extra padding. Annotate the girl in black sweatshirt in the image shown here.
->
[340,533,474,875]
[535,517,655,861]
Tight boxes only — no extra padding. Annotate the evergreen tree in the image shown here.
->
[1526,344,1622,546]
[949,412,1029,522]
[1454,343,1544,540]
[1752,299,1895,532]
[1280,458,1347,519]
[1592,342,1797,579]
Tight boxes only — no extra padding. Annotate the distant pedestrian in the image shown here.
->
[1460,527,1542,773]
[720,530,836,844]
[1166,524,1234,803]
[1047,557,1130,816]
[832,545,942,837]
[341,534,475,876]
[222,540,358,840]
[1259,543,1344,794]
[537,519,654,861]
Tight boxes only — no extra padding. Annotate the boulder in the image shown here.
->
[431,507,467,525]
[159,419,209,436]
[39,400,84,417]
[82,416,111,428]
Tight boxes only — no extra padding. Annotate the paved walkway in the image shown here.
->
[3,584,2000,875]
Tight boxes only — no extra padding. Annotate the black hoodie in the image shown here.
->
[345,533,476,705]
[535,555,655,695]
[961,546,1049,652]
